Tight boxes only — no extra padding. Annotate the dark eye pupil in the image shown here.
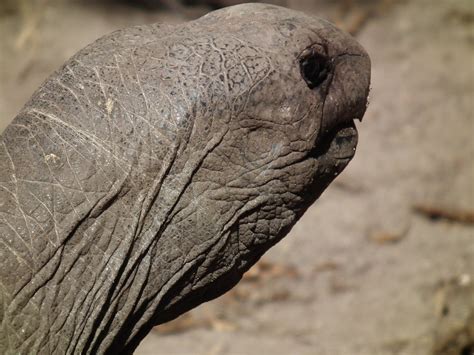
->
[300,52,330,89]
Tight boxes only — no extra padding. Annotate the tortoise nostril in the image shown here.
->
[299,49,331,89]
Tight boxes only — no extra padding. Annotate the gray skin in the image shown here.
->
[0,4,370,354]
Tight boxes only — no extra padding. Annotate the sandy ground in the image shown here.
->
[1,1,473,354]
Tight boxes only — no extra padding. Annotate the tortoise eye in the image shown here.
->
[299,49,331,89]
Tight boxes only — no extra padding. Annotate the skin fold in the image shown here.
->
[0,4,370,354]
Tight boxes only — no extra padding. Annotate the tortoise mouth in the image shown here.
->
[310,121,358,162]
[326,123,358,160]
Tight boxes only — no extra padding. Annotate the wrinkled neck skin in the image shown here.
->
[0,5,370,354]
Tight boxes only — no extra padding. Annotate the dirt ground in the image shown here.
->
[1,0,473,354]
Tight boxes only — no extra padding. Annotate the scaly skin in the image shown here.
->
[0,4,370,354]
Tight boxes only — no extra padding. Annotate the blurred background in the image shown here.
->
[0,1,473,354]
